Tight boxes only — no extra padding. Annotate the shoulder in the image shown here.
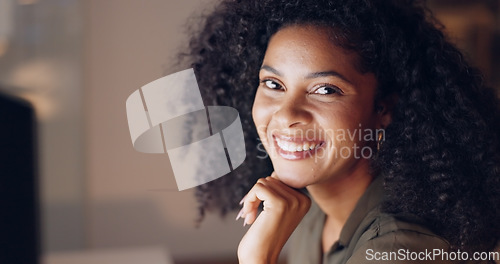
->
[347,212,452,264]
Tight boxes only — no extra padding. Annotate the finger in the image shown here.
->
[265,173,307,198]
[242,175,303,216]
[241,178,281,225]
[261,176,310,212]
[260,177,295,206]
[237,180,261,224]
[242,179,273,225]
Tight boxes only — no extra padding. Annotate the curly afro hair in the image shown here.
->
[181,0,500,252]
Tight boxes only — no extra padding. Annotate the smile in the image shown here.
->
[273,135,324,160]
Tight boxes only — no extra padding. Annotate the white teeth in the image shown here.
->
[276,138,320,152]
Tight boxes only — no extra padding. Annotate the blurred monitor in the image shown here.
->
[0,91,39,264]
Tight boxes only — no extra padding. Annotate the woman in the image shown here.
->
[184,0,500,263]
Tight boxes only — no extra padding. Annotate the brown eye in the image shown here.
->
[262,80,282,90]
[313,85,342,95]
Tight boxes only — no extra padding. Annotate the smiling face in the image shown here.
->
[252,25,388,189]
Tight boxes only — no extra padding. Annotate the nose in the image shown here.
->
[272,93,312,128]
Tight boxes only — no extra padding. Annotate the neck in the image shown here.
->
[306,159,374,232]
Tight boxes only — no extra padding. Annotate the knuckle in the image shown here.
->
[300,197,312,211]
[274,198,287,209]
[288,196,300,210]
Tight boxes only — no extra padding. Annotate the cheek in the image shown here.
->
[252,91,272,134]
[319,105,374,144]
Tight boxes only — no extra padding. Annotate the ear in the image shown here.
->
[375,94,398,129]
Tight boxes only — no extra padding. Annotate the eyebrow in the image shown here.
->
[260,65,352,84]
[305,71,352,84]
[260,65,283,76]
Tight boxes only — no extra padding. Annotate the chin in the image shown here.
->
[273,166,313,189]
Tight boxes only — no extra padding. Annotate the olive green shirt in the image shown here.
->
[287,176,454,264]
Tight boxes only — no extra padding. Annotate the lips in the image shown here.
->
[273,134,324,160]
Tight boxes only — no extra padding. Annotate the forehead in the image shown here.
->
[264,25,363,75]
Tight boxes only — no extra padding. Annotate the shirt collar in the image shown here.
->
[336,175,384,247]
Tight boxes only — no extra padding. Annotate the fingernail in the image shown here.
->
[235,208,244,221]
[239,196,246,205]
[243,219,247,227]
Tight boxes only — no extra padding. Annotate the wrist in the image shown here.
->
[238,256,277,264]
[238,246,279,264]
